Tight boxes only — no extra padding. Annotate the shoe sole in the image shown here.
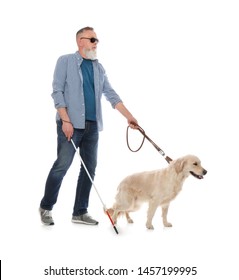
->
[71,219,98,225]
[41,221,54,226]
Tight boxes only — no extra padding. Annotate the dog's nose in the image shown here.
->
[203,169,207,175]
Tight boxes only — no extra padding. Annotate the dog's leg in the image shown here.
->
[112,209,119,224]
[125,212,133,223]
[162,205,172,227]
[146,201,158,230]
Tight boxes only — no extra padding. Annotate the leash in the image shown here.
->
[126,125,173,164]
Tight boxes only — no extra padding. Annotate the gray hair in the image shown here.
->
[76,27,94,37]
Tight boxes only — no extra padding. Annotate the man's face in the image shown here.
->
[77,30,99,59]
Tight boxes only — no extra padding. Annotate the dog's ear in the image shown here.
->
[174,158,185,174]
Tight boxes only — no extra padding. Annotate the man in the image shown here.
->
[39,27,138,226]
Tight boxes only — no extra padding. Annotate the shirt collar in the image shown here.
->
[75,51,83,60]
[75,51,98,63]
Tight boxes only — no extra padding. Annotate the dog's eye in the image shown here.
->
[193,162,198,166]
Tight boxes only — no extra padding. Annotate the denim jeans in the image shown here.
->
[40,120,99,216]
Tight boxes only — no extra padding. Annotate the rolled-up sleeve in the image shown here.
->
[102,72,122,108]
[51,56,68,108]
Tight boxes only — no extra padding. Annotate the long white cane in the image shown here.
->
[71,139,118,234]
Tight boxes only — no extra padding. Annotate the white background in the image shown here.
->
[1,0,239,279]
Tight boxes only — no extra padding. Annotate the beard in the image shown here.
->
[84,49,97,60]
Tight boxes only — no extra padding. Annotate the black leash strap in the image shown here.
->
[126,125,173,164]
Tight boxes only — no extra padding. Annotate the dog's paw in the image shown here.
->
[127,218,134,224]
[164,222,172,227]
[146,223,154,230]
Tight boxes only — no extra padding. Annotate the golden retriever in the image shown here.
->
[108,155,207,229]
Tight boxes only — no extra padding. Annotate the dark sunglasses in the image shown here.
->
[80,37,99,43]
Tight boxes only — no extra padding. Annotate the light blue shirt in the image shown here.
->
[51,51,122,131]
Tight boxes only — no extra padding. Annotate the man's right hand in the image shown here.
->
[62,122,74,141]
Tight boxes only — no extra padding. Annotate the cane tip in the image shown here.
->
[113,226,119,234]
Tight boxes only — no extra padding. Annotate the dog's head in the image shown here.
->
[174,155,207,179]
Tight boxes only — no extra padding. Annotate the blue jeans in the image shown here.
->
[40,120,99,216]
